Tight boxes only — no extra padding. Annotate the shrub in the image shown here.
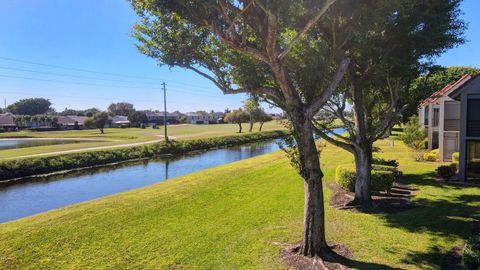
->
[371,170,396,192]
[423,149,439,162]
[400,115,427,150]
[372,156,399,168]
[449,163,458,175]
[452,152,460,163]
[335,166,357,192]
[335,166,396,192]
[464,235,480,270]
[436,165,453,180]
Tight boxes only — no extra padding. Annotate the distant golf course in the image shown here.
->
[0,121,285,159]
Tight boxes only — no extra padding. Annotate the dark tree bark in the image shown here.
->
[237,123,242,133]
[249,118,253,132]
[290,113,330,257]
[258,121,264,132]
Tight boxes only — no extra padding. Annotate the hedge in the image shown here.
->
[452,152,460,163]
[335,165,397,192]
[0,130,288,181]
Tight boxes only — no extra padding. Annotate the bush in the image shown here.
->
[423,149,439,162]
[372,156,399,168]
[449,163,458,175]
[400,115,427,150]
[335,166,396,192]
[452,152,460,163]
[436,165,453,180]
[0,130,289,181]
[335,166,357,192]
[464,235,480,270]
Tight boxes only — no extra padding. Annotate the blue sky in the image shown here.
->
[0,0,479,113]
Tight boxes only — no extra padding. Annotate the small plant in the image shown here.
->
[372,156,399,168]
[423,149,439,162]
[436,165,453,180]
[464,235,480,270]
[452,152,460,163]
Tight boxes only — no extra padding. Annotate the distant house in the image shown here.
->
[58,115,88,129]
[186,112,224,124]
[110,115,131,128]
[146,112,181,125]
[0,114,17,131]
[418,74,480,181]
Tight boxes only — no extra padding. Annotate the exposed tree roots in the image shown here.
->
[280,243,353,270]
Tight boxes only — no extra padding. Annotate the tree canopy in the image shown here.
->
[108,102,135,116]
[402,66,479,120]
[7,98,53,115]
[84,112,111,134]
[224,108,248,133]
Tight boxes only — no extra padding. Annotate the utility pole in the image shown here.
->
[162,81,168,142]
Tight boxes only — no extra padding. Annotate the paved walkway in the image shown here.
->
[15,136,176,159]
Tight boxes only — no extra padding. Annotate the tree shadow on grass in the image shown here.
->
[380,171,480,268]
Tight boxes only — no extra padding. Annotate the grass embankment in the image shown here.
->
[0,121,285,159]
[0,130,287,181]
[1,139,479,269]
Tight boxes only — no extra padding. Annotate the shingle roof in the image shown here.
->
[419,74,473,107]
[0,114,15,126]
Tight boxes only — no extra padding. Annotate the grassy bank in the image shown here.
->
[0,121,286,159]
[0,139,479,269]
[0,130,287,181]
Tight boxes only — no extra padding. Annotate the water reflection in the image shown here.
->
[0,139,281,222]
[0,139,99,150]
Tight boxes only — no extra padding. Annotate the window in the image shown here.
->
[444,102,460,131]
[467,98,480,137]
[424,106,429,126]
[466,140,480,180]
[433,108,439,127]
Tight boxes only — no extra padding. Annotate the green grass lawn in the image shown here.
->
[0,139,478,269]
[0,121,285,159]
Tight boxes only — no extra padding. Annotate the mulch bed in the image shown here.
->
[280,243,353,270]
[329,182,418,214]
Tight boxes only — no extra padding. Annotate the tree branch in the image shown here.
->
[311,124,354,152]
[185,65,280,97]
[306,57,350,118]
[277,0,337,60]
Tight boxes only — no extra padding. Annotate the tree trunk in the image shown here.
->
[259,122,264,132]
[237,123,242,133]
[353,144,373,205]
[100,128,104,134]
[249,118,253,132]
[292,117,330,258]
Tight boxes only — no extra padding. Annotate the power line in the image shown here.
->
[0,56,163,81]
[0,73,234,99]
[0,66,161,85]
[0,56,225,91]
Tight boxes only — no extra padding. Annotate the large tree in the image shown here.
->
[84,112,111,134]
[107,102,135,116]
[224,108,248,133]
[402,66,479,121]
[7,98,52,115]
[131,0,351,258]
[313,0,465,206]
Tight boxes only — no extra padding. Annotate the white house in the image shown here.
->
[419,73,480,181]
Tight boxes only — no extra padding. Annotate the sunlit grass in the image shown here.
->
[0,139,478,269]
